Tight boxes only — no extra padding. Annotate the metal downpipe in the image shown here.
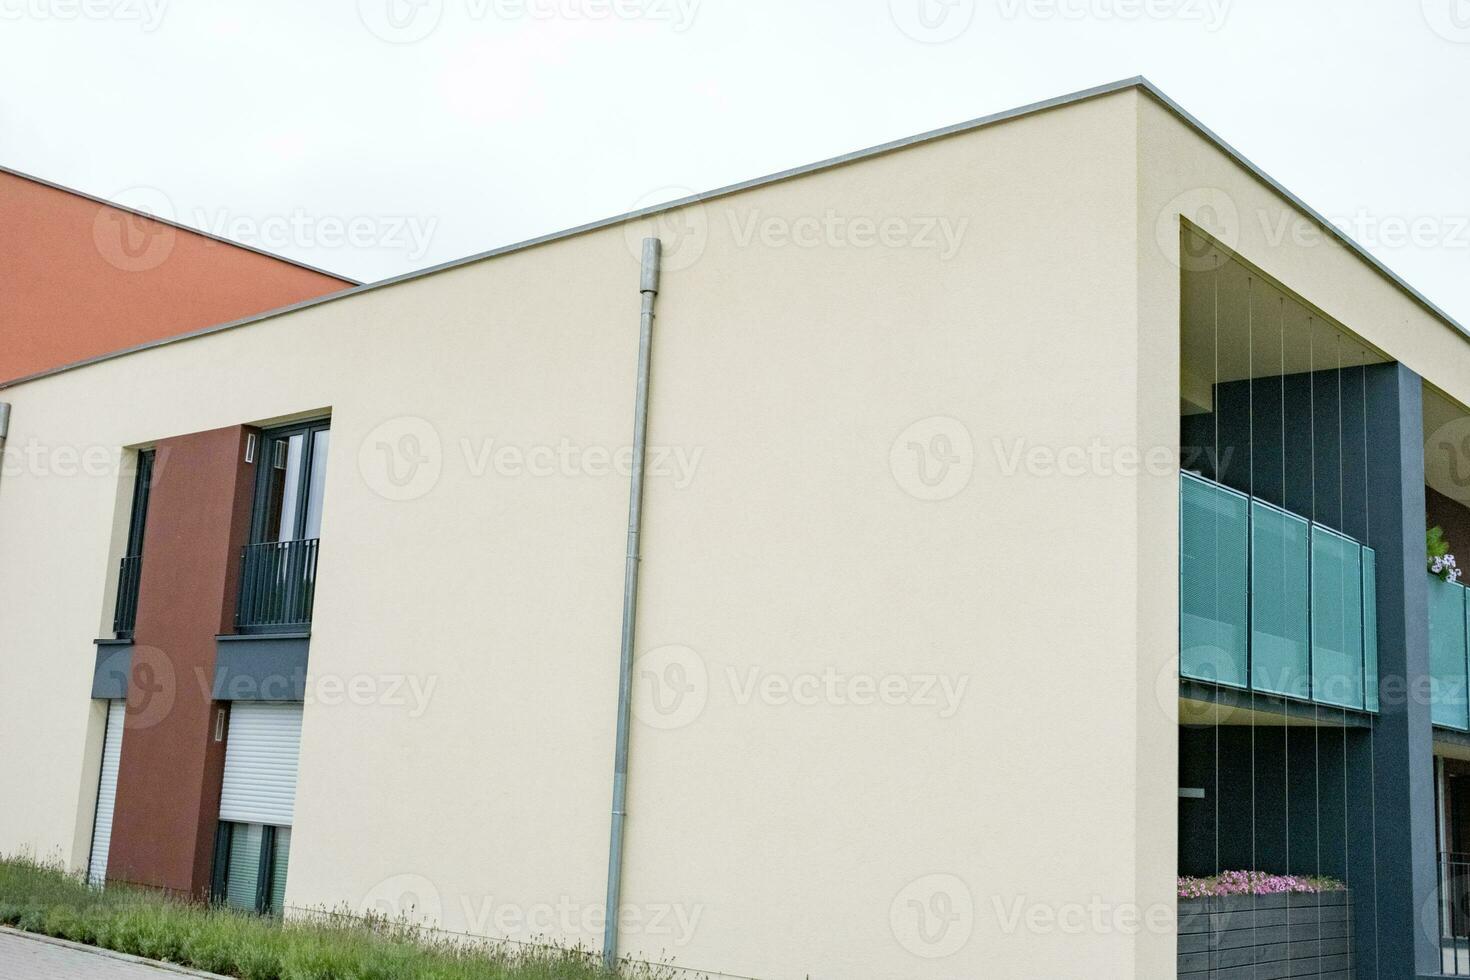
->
[603,238,661,973]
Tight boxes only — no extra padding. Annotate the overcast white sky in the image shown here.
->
[1,0,1466,322]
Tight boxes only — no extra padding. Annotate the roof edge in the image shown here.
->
[1129,78,1469,345]
[5,75,1466,391]
[0,163,359,285]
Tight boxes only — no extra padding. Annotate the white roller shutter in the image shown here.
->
[219,702,302,827]
[88,699,126,887]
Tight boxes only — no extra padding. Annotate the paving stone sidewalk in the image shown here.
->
[0,929,229,979]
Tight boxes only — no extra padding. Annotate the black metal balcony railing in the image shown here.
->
[235,538,319,632]
[112,554,143,638]
[1441,853,1470,975]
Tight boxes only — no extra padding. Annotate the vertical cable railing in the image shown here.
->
[112,554,143,638]
[234,539,319,631]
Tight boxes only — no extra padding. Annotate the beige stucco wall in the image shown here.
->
[0,88,1162,979]
[14,84,1466,978]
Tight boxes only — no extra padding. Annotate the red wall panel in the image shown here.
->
[108,426,256,896]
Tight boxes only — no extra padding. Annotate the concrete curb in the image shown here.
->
[0,926,235,979]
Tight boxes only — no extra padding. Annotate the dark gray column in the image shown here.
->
[1350,362,1436,978]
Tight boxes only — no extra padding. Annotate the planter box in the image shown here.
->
[1178,890,1353,979]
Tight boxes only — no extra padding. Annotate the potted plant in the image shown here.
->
[1177,871,1350,979]
[1430,526,1462,583]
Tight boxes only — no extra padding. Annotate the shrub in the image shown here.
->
[0,855,660,980]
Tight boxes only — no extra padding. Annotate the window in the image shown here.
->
[212,702,301,915]
[212,822,291,915]
[112,449,155,638]
[237,421,329,632]
[251,421,330,545]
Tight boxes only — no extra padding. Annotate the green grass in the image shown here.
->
[0,856,672,980]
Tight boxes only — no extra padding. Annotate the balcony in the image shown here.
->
[234,539,319,633]
[1430,573,1470,730]
[1179,472,1379,712]
[112,554,142,639]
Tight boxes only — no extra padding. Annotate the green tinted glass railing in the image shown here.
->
[1180,475,1249,688]
[1178,473,1378,713]
[1311,526,1365,710]
[1429,575,1470,731]
[1251,501,1311,699]
[1363,550,1379,712]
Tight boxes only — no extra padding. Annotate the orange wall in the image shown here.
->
[0,170,352,383]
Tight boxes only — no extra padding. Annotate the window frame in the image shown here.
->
[210,820,287,916]
[248,419,330,545]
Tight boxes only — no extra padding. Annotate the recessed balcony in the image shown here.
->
[1179,472,1379,713]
